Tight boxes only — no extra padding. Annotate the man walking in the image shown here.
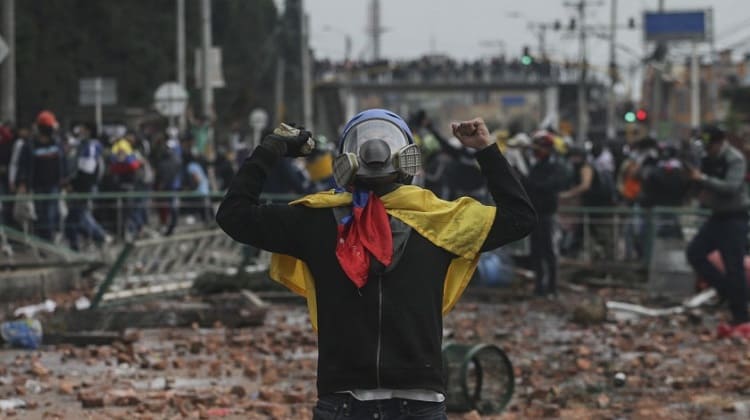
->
[686,125,750,338]
[16,111,65,241]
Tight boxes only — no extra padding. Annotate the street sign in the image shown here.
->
[79,78,117,106]
[501,96,526,107]
[248,108,269,149]
[249,108,268,130]
[0,35,8,64]
[194,47,225,88]
[79,77,116,135]
[154,82,188,117]
[644,9,713,42]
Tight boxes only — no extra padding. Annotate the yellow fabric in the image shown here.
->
[269,186,496,330]
[111,138,133,156]
[306,154,334,181]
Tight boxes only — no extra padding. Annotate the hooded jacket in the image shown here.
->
[216,142,536,396]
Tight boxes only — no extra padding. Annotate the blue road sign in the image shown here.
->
[644,10,711,42]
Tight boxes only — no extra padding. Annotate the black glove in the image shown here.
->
[261,125,313,158]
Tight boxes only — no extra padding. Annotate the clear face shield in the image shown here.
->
[333,119,421,187]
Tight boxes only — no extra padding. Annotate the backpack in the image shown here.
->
[585,164,616,205]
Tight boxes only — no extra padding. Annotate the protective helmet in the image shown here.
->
[334,109,421,187]
[36,110,59,129]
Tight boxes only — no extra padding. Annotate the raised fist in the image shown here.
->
[450,118,493,150]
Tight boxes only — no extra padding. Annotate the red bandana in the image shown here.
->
[335,190,393,288]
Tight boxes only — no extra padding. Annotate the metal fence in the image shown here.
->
[556,206,709,267]
[0,191,712,271]
[0,191,297,251]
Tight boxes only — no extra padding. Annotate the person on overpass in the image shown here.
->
[217,109,536,419]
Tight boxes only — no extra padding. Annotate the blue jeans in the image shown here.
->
[65,199,107,251]
[313,394,447,420]
[687,214,749,323]
[34,187,60,241]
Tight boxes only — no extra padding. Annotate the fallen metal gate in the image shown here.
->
[90,229,266,308]
[0,224,100,269]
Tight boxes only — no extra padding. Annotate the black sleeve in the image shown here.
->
[523,172,557,194]
[476,144,537,251]
[215,145,307,257]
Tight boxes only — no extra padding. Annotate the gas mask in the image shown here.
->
[333,109,421,187]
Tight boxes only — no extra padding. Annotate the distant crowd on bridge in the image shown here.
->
[314,56,590,84]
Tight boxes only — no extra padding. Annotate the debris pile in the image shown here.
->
[0,286,749,418]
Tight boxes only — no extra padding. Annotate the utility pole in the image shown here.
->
[606,0,617,139]
[301,8,313,131]
[690,41,700,128]
[200,0,213,121]
[528,24,549,58]
[564,0,606,143]
[176,0,186,131]
[1,0,16,123]
[564,0,594,144]
[369,0,383,60]
[651,0,665,137]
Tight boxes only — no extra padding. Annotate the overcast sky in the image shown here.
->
[301,0,750,70]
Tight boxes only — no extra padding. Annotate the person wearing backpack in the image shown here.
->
[64,123,110,250]
[560,146,616,260]
[15,111,65,241]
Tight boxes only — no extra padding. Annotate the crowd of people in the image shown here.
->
[0,111,232,252]
[314,56,591,85]
[406,111,750,312]
[2,105,748,336]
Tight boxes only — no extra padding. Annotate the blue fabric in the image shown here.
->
[187,162,210,195]
[34,186,60,241]
[339,189,370,227]
[65,200,107,250]
[1,320,43,349]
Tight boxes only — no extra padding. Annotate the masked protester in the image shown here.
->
[686,125,750,338]
[16,111,65,241]
[216,109,536,420]
[524,131,566,297]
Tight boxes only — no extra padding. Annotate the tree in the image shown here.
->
[14,0,278,130]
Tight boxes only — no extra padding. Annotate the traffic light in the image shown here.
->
[636,109,648,121]
[624,111,636,123]
[521,46,533,65]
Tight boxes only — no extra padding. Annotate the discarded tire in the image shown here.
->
[442,343,514,414]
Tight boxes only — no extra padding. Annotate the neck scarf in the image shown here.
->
[336,189,393,288]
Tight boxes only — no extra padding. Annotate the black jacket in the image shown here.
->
[523,156,566,215]
[216,143,536,396]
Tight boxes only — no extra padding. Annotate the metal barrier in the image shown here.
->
[89,229,269,309]
[1,191,716,296]
[0,191,297,250]
[0,223,98,268]
[556,206,709,266]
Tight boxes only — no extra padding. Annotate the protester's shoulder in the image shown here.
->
[725,144,746,163]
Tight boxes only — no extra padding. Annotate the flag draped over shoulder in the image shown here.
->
[268,185,496,330]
